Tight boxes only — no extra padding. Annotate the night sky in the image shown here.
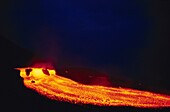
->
[0,0,170,111]
[2,0,151,74]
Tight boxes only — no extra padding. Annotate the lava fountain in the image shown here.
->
[16,67,170,108]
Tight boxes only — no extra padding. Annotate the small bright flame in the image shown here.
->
[16,67,170,108]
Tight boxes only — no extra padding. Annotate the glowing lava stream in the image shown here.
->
[16,67,170,108]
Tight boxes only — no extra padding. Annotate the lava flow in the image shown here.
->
[16,67,170,108]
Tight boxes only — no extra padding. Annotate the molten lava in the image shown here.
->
[16,67,170,108]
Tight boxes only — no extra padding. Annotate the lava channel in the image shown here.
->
[16,67,170,108]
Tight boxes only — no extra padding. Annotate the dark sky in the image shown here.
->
[1,0,170,90]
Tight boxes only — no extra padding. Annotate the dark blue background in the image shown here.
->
[6,0,151,77]
[2,0,170,90]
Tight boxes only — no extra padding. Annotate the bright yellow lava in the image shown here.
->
[16,67,170,108]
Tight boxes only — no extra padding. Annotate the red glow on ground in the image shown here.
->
[16,67,170,108]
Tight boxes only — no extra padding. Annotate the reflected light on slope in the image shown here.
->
[16,67,170,108]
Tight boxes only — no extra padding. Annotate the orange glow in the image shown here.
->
[16,67,170,108]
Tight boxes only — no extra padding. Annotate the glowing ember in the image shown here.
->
[16,67,170,108]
